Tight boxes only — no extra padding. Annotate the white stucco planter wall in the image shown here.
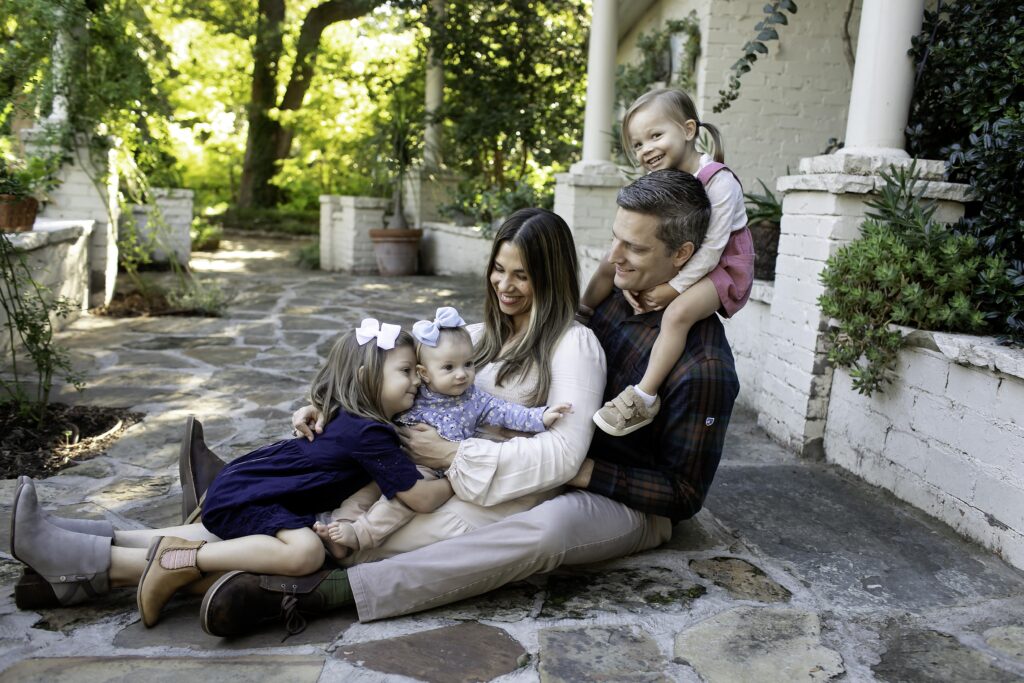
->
[419,222,492,277]
[126,188,194,265]
[824,331,1024,570]
[721,280,774,411]
[1,220,93,356]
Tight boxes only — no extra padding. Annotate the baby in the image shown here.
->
[317,306,570,558]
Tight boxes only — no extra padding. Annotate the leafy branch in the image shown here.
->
[713,0,797,114]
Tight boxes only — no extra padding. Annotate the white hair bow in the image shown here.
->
[411,306,467,347]
[355,318,402,350]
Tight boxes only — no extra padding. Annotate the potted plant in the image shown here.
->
[368,87,423,277]
[0,152,61,233]
[744,178,782,281]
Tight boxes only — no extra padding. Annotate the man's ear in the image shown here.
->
[672,241,695,269]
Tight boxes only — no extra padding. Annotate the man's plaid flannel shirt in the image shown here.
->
[584,291,740,522]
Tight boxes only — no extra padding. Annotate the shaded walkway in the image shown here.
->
[0,235,1022,682]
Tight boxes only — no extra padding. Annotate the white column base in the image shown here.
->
[319,195,388,273]
[553,165,626,255]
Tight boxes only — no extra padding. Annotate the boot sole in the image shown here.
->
[15,569,61,610]
[137,536,164,628]
[592,411,653,437]
[199,570,245,637]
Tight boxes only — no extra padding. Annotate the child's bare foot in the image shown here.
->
[313,521,351,561]
[328,522,359,549]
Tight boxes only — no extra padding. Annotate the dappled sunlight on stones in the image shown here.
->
[873,628,1020,683]
[126,335,232,351]
[539,625,669,683]
[674,607,844,681]
[985,625,1024,663]
[540,566,706,619]
[689,557,792,602]
[87,476,173,508]
[335,622,526,683]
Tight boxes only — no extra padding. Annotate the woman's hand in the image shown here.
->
[292,405,324,441]
[398,424,458,470]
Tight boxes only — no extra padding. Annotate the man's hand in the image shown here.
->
[565,458,594,488]
[292,405,324,441]
[397,424,458,470]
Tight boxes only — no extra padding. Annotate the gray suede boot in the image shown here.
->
[10,477,112,606]
[13,477,115,538]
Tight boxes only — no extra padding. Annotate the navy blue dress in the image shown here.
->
[201,411,423,539]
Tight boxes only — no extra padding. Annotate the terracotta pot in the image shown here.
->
[749,219,779,281]
[368,228,423,276]
[0,195,38,233]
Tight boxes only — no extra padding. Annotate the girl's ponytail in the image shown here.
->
[699,121,726,163]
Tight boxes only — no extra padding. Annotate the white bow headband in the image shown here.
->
[355,318,402,350]
[411,307,467,347]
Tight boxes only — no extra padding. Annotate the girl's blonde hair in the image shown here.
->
[473,208,579,406]
[310,328,415,425]
[621,88,725,166]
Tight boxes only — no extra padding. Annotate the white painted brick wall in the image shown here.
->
[420,223,491,276]
[319,195,387,273]
[824,340,1024,571]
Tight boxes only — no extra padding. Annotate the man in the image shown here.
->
[200,169,740,635]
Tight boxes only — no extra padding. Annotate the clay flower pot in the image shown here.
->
[368,228,423,276]
[0,195,39,233]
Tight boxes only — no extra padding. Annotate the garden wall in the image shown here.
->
[419,222,491,276]
[0,220,93,356]
[720,280,773,411]
[126,188,194,265]
[824,333,1024,569]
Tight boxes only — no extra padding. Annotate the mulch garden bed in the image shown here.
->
[0,403,144,480]
[91,290,196,318]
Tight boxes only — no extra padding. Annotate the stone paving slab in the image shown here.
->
[539,625,669,683]
[336,622,527,682]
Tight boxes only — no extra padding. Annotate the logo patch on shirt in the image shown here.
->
[705,417,716,427]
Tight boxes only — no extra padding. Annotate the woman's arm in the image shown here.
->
[443,324,607,507]
[395,477,454,513]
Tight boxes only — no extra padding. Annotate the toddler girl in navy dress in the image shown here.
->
[141,319,454,626]
[315,306,570,558]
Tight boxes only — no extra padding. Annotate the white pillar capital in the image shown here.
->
[840,0,925,158]
[581,0,617,164]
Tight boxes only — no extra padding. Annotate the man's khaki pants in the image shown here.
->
[348,489,672,621]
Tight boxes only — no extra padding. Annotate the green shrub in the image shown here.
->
[210,207,319,236]
[190,217,222,252]
[819,165,1015,395]
[295,242,320,270]
[442,179,553,238]
[907,0,1023,343]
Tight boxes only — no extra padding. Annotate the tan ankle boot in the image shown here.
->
[137,536,207,627]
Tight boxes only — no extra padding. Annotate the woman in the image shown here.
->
[9,208,607,622]
[296,207,607,564]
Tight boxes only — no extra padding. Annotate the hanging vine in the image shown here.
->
[713,0,798,113]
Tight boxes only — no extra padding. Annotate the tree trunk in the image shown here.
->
[238,0,384,209]
[237,0,285,209]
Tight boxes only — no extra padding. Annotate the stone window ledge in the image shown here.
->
[6,219,95,251]
[897,326,1024,381]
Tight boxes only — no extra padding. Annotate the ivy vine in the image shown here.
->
[615,13,701,110]
[713,0,798,114]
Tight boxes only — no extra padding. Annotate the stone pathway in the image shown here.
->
[1,235,1023,682]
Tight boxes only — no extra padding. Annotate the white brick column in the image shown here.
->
[24,132,120,307]
[403,165,458,228]
[841,0,925,157]
[319,195,387,273]
[553,168,625,252]
[423,0,445,169]
[580,0,616,167]
[759,157,971,458]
